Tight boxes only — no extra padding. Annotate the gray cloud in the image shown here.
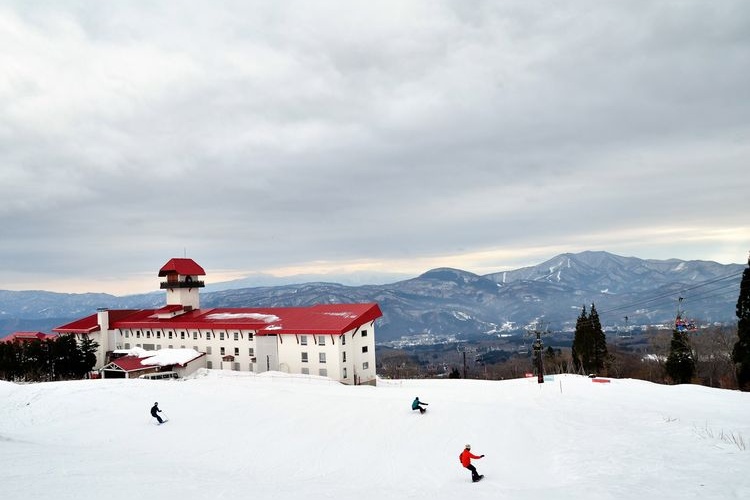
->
[1,1,749,294]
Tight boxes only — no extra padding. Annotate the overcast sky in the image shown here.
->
[2,1,749,295]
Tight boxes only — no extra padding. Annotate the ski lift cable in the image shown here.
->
[539,270,743,329]
[594,271,743,317]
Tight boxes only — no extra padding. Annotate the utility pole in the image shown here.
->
[456,345,476,379]
[529,322,550,384]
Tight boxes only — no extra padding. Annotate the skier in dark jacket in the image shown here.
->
[459,444,484,482]
[412,397,428,414]
[151,402,164,424]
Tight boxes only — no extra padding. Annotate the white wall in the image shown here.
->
[255,335,279,372]
[115,321,378,385]
[277,333,343,380]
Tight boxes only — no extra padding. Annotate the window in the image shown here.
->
[319,368,327,377]
[157,332,162,339]
[301,352,308,363]
[342,352,347,362]
[234,333,239,341]
[168,332,173,339]
[207,361,213,369]
[205,332,211,339]
[193,332,198,340]
[343,367,348,378]
[125,331,130,338]
[319,353,326,364]
[318,336,325,346]
[362,346,368,353]
[180,332,185,340]
[220,347,225,355]
[206,346,212,355]
[363,362,369,370]
[301,367,309,375]
[193,346,198,351]
[169,345,173,349]
[361,330,368,337]
[146,332,152,338]
[249,348,254,356]
[136,330,141,338]
[341,335,346,345]
[220,332,225,340]
[233,363,240,371]
[234,347,239,356]
[157,345,161,350]
[248,332,254,340]
[124,343,131,349]
[300,335,308,346]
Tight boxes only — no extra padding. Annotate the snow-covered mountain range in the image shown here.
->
[0,251,744,341]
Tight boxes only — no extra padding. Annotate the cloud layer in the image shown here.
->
[2,1,749,294]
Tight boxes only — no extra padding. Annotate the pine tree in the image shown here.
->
[572,305,590,374]
[77,334,99,378]
[665,328,695,384]
[589,304,608,375]
[732,254,750,390]
[572,303,608,375]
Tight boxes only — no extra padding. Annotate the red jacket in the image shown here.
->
[460,449,481,467]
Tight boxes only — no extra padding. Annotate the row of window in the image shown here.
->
[299,346,369,364]
[124,330,256,341]
[123,343,369,359]
[207,364,369,376]
[297,330,368,346]
[124,329,369,343]
[123,344,254,357]
[123,350,371,375]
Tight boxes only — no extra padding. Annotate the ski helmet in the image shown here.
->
[465,444,471,449]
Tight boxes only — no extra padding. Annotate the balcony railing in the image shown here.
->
[160,280,205,289]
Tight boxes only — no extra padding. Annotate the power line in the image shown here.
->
[541,270,744,330]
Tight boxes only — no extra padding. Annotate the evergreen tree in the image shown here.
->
[77,335,99,378]
[589,304,608,374]
[732,254,750,390]
[572,303,608,375]
[665,327,695,384]
[572,305,590,373]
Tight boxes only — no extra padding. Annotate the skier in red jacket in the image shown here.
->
[459,444,484,482]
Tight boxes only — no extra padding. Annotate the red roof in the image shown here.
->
[2,331,57,342]
[53,303,382,336]
[110,355,154,372]
[111,303,383,335]
[158,258,206,277]
[53,310,140,334]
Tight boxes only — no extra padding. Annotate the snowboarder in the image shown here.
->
[412,397,428,414]
[151,402,164,424]
[459,444,484,482]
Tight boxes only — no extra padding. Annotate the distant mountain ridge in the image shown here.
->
[0,251,744,341]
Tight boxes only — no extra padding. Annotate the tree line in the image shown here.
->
[0,334,98,382]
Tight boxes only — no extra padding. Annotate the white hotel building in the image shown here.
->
[54,258,382,385]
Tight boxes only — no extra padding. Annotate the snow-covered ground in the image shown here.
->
[1,372,749,500]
